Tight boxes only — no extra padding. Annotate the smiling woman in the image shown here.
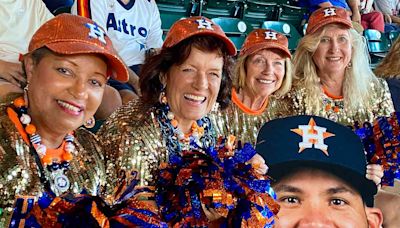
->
[97,16,242,226]
[210,28,293,145]
[0,14,129,227]
[278,6,394,125]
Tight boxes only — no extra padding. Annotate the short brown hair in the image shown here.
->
[140,35,234,109]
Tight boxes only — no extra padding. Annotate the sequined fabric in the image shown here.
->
[210,98,280,146]
[97,100,169,196]
[0,102,107,227]
[276,79,395,125]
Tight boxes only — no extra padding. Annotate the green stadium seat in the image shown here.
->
[261,21,302,52]
[277,4,308,32]
[364,29,391,66]
[158,0,194,39]
[264,0,290,4]
[212,17,253,50]
[201,0,243,18]
[387,31,399,45]
[243,0,278,29]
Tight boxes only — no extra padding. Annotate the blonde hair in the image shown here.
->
[292,24,378,113]
[233,50,293,98]
[375,37,400,78]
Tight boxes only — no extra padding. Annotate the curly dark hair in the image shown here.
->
[140,35,234,109]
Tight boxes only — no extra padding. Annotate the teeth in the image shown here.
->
[258,79,274,84]
[57,100,81,112]
[184,94,206,102]
[327,57,341,61]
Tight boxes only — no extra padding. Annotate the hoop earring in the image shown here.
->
[23,83,29,108]
[83,116,96,129]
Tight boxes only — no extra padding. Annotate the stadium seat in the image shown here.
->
[158,0,194,38]
[277,4,308,32]
[261,21,302,52]
[212,17,253,50]
[387,31,399,45]
[201,0,244,18]
[364,29,391,66]
[243,0,278,29]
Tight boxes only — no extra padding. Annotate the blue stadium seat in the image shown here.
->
[262,21,302,52]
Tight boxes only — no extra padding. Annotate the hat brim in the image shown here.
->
[239,42,291,58]
[163,30,237,56]
[45,41,129,82]
[269,160,377,207]
[307,17,353,34]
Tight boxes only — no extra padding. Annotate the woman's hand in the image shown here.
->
[201,203,223,222]
[366,164,384,187]
[0,60,25,87]
[248,153,268,175]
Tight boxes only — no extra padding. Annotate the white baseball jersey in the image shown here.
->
[72,0,163,66]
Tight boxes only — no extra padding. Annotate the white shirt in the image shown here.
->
[0,0,54,63]
[72,0,163,66]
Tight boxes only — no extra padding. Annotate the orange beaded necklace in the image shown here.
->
[7,97,75,194]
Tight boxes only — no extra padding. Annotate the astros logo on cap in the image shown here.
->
[85,22,107,45]
[196,18,214,30]
[323,8,337,17]
[291,118,335,156]
[264,31,278,40]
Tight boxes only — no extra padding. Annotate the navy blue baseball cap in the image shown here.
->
[256,115,377,207]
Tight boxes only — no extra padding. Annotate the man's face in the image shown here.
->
[272,169,382,228]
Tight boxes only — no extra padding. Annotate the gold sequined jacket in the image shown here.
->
[0,103,107,227]
[210,89,281,146]
[97,100,168,191]
[275,79,395,125]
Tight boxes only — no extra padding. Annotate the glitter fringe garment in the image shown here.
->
[210,97,282,146]
[97,100,170,199]
[0,102,108,227]
[275,78,395,126]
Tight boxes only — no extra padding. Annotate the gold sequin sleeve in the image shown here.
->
[0,103,107,226]
[97,100,168,204]
[210,98,283,146]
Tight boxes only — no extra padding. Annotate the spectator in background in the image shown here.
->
[72,0,163,105]
[301,0,384,32]
[0,0,53,100]
[359,0,387,31]
[375,37,400,112]
[374,0,400,31]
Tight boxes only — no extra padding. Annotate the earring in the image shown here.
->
[159,84,167,104]
[23,83,29,108]
[211,102,219,112]
[347,62,352,68]
[83,116,96,129]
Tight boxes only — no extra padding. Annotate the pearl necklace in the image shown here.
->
[11,97,76,194]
